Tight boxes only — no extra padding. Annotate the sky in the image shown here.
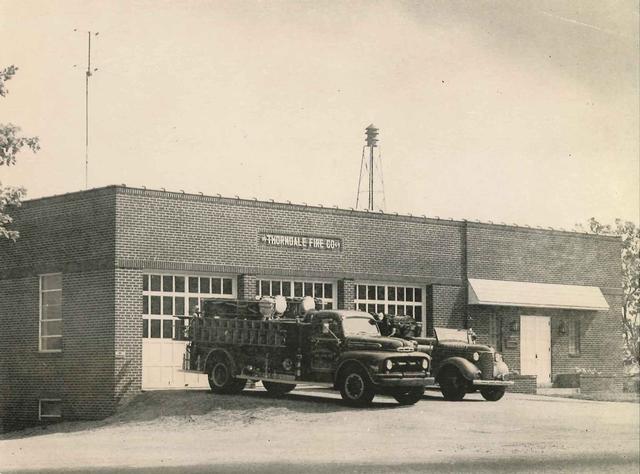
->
[0,0,638,229]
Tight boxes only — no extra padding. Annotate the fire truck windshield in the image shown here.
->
[342,316,381,337]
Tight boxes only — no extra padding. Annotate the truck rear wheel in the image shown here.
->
[480,387,506,401]
[208,357,246,394]
[339,366,375,406]
[439,366,467,401]
[391,386,425,405]
[262,381,296,396]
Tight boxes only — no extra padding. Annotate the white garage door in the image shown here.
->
[141,273,236,390]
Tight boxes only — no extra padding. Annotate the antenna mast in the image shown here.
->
[75,29,99,189]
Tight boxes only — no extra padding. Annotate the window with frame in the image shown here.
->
[40,274,62,352]
[39,399,62,420]
[568,319,581,355]
[256,279,336,309]
[354,283,423,320]
[142,273,235,339]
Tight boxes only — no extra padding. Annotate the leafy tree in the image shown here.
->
[0,65,40,240]
[577,218,640,371]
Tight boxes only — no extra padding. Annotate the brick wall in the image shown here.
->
[114,269,143,406]
[0,188,116,279]
[0,270,116,431]
[466,223,621,288]
[338,279,355,310]
[0,189,118,431]
[427,284,466,334]
[114,188,464,283]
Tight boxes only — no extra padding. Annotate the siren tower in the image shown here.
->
[356,124,387,211]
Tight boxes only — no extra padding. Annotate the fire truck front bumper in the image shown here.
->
[373,374,435,388]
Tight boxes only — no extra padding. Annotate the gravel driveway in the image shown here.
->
[1,387,638,473]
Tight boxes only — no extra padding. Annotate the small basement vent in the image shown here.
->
[39,399,62,420]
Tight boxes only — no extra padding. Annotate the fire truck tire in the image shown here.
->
[391,386,425,405]
[480,387,506,401]
[208,358,247,394]
[439,366,467,401]
[339,366,375,406]
[262,381,296,396]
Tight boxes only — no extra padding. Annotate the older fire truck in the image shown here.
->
[374,314,513,401]
[178,297,434,406]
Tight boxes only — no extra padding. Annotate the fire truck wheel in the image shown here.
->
[480,387,506,401]
[391,386,425,405]
[208,358,247,394]
[439,366,467,401]
[262,381,296,396]
[339,366,375,406]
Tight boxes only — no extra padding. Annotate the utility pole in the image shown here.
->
[75,29,99,189]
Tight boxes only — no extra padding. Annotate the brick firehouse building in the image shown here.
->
[0,186,622,430]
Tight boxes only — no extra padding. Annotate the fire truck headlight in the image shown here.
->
[421,358,429,370]
[472,352,480,362]
[494,353,503,363]
[385,359,394,371]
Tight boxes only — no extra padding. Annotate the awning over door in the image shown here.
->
[468,278,610,311]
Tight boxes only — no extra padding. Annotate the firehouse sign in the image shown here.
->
[259,233,342,251]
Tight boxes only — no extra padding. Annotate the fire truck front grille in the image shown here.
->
[478,352,494,379]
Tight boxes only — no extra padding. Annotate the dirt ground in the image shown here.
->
[1,387,639,473]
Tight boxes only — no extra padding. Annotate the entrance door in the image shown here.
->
[520,315,551,386]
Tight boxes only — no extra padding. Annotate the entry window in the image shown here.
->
[568,320,581,355]
[142,273,236,339]
[39,399,62,420]
[256,279,336,309]
[40,274,62,352]
[354,283,423,320]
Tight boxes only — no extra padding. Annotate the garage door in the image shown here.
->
[141,273,236,389]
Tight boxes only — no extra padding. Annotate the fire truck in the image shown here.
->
[374,314,513,401]
[178,297,434,406]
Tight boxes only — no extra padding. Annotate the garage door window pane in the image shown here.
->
[212,278,222,294]
[304,283,313,296]
[282,281,291,296]
[189,298,199,315]
[188,277,199,293]
[314,283,323,298]
[163,320,173,339]
[223,278,233,294]
[143,319,148,338]
[200,278,210,294]
[162,296,173,315]
[150,296,161,315]
[294,282,303,297]
[175,297,185,316]
[150,275,161,291]
[150,320,161,338]
[143,296,149,314]
[324,283,333,299]
[415,289,422,302]
[175,276,185,293]
[162,276,173,292]
[143,274,149,291]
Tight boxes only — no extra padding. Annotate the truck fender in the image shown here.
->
[333,359,375,387]
[437,357,481,382]
[204,348,237,375]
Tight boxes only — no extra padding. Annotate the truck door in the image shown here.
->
[309,316,342,381]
